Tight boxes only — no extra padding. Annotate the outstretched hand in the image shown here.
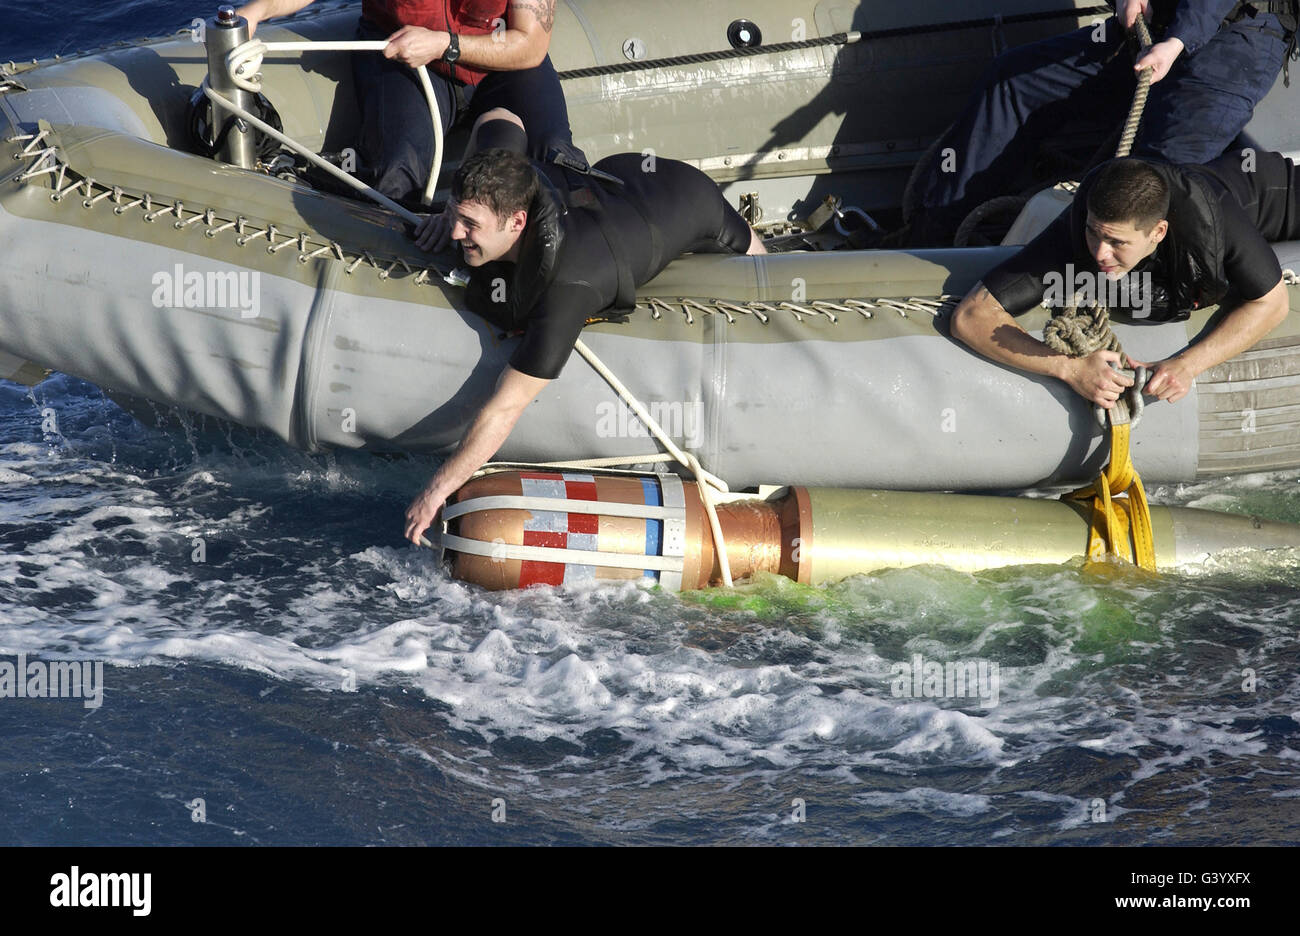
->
[1128,356,1195,403]
[400,366,550,548]
[1062,350,1135,408]
[414,211,454,253]
[405,486,447,545]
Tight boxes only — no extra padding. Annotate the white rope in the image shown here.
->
[444,495,685,522]
[572,338,735,587]
[224,38,443,208]
[16,159,59,182]
[18,130,50,155]
[437,531,686,573]
[200,78,422,226]
[481,454,681,471]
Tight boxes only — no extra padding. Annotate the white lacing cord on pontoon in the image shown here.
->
[13,145,972,317]
[206,37,443,217]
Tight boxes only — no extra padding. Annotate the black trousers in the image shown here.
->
[1204,148,1300,243]
[350,18,579,203]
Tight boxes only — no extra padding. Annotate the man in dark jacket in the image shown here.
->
[909,0,1297,246]
[403,112,765,543]
[950,149,1297,406]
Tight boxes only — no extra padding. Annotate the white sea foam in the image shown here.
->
[4,427,1300,837]
[853,787,992,817]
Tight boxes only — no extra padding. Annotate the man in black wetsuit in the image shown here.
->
[402,111,765,544]
[950,149,1298,407]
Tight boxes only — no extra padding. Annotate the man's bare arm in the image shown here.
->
[949,282,1135,407]
[404,365,551,544]
[384,0,556,70]
[1133,277,1289,403]
[234,0,316,36]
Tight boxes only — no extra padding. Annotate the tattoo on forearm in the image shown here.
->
[509,0,556,33]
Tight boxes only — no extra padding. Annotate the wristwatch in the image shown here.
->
[442,32,461,64]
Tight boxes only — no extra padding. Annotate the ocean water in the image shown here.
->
[3,0,1300,849]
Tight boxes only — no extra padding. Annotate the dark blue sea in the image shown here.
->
[2,0,1300,856]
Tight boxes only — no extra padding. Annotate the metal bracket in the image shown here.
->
[1095,364,1147,430]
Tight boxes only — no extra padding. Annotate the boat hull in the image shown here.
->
[3,3,1300,489]
[4,170,1298,490]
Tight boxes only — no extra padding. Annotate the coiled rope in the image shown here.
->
[1042,302,1124,358]
[952,194,1029,249]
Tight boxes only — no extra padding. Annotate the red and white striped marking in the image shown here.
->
[518,472,599,586]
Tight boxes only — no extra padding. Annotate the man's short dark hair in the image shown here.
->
[1086,159,1170,232]
[451,149,538,222]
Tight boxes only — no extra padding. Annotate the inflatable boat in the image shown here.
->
[4,1,1300,494]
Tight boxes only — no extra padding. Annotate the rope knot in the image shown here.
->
[1043,302,1124,359]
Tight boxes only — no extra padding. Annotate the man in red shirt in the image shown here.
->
[236,1,573,205]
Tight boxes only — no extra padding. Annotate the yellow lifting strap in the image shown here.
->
[1063,421,1157,571]
[1051,8,1158,571]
